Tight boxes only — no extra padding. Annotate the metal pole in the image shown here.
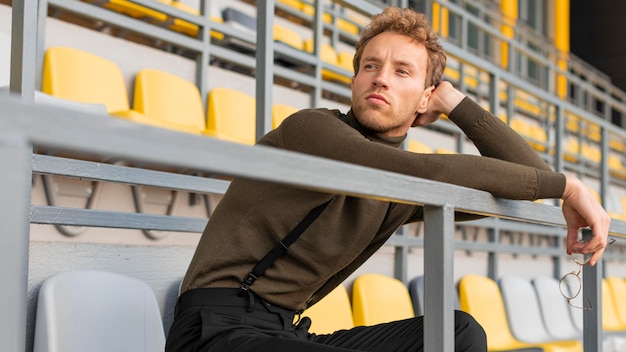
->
[423,203,456,352]
[0,132,33,351]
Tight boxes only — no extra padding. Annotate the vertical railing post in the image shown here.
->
[582,229,602,351]
[9,0,39,101]
[423,203,456,352]
[0,132,33,351]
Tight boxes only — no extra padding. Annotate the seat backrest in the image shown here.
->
[407,275,459,317]
[42,46,130,114]
[458,274,528,350]
[206,88,256,145]
[531,276,581,340]
[302,284,354,334]
[133,69,206,133]
[272,104,299,129]
[602,278,626,332]
[606,277,626,329]
[407,140,433,154]
[498,275,559,343]
[33,270,165,352]
[304,38,339,65]
[351,273,414,326]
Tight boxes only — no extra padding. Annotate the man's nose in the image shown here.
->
[372,68,389,88]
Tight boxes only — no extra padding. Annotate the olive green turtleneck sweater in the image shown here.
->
[181,97,565,311]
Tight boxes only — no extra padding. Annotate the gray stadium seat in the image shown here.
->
[531,276,581,340]
[34,270,165,352]
[407,275,459,317]
[498,275,581,350]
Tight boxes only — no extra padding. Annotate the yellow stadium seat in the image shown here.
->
[205,88,256,145]
[510,119,548,152]
[276,0,304,11]
[563,137,581,163]
[581,142,601,164]
[435,148,456,154]
[459,275,581,352]
[131,69,206,134]
[304,38,351,84]
[602,278,626,332]
[41,46,144,120]
[605,277,626,329]
[94,0,168,22]
[301,284,354,334]
[272,104,299,129]
[273,24,304,50]
[165,0,224,40]
[406,140,433,154]
[301,4,333,24]
[609,154,626,180]
[337,51,354,75]
[351,273,414,326]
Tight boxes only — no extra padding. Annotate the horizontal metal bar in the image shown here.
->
[32,154,230,195]
[4,95,626,236]
[30,205,208,232]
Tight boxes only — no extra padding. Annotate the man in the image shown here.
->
[166,6,610,352]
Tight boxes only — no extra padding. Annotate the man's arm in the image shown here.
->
[417,81,552,171]
[418,82,611,264]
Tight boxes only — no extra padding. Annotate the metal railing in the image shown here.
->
[3,94,626,351]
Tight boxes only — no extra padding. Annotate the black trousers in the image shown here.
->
[165,288,488,352]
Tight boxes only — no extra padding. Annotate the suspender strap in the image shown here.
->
[239,199,331,297]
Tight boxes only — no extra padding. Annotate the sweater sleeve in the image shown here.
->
[448,97,553,172]
[266,108,565,200]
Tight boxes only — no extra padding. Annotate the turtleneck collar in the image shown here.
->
[344,109,406,148]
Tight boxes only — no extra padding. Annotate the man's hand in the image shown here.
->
[561,174,611,266]
[412,81,465,127]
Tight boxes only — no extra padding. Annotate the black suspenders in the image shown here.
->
[238,199,332,297]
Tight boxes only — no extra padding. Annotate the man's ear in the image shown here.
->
[416,85,435,114]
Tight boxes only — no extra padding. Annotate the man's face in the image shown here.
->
[351,31,433,137]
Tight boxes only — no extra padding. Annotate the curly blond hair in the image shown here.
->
[353,7,446,87]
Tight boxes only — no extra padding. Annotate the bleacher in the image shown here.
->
[30,270,626,351]
[3,0,626,351]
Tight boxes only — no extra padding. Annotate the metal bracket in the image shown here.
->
[131,185,179,240]
[41,174,101,237]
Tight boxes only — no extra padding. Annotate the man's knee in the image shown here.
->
[454,310,487,351]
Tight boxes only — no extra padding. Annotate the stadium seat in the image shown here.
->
[301,284,354,334]
[272,104,299,129]
[581,142,601,164]
[531,276,581,340]
[407,275,459,317]
[304,38,351,84]
[510,119,548,153]
[91,0,168,22]
[609,153,626,180]
[459,274,573,352]
[273,24,305,50]
[165,0,224,40]
[337,50,355,75]
[606,277,626,328]
[351,273,414,326]
[42,46,144,120]
[601,278,626,332]
[132,68,206,134]
[608,195,626,221]
[563,137,581,163]
[33,270,165,352]
[498,276,581,350]
[406,140,433,154]
[205,88,256,145]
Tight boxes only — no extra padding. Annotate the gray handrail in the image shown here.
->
[2,94,626,350]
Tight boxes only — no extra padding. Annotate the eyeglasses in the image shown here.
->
[558,237,616,310]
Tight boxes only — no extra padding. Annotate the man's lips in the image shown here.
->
[366,94,388,105]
